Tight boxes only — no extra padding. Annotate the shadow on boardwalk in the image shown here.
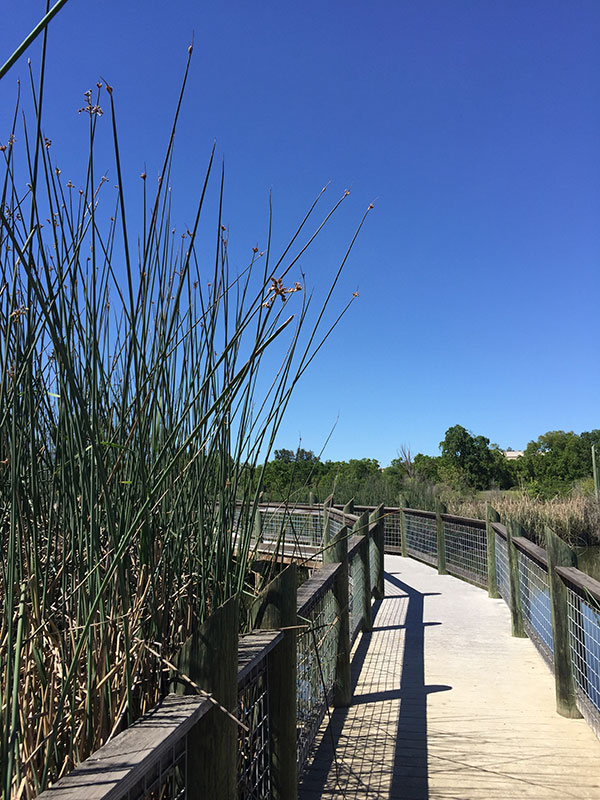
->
[298,571,450,799]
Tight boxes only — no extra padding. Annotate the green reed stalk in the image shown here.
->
[0,29,369,798]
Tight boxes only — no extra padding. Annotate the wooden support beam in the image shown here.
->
[370,503,385,599]
[436,499,447,575]
[175,596,239,800]
[356,511,372,632]
[507,520,526,638]
[323,523,351,707]
[486,504,500,598]
[398,495,407,557]
[249,565,298,800]
[546,526,582,718]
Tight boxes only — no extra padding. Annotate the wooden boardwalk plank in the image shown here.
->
[299,554,600,799]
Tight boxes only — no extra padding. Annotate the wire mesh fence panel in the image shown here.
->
[126,738,187,800]
[495,532,510,606]
[443,520,488,588]
[566,587,600,733]
[259,508,323,548]
[349,551,365,643]
[383,509,403,553]
[329,515,345,539]
[237,660,272,800]
[296,587,339,773]
[516,549,554,667]
[405,513,437,566]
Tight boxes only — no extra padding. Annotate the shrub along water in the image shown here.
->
[0,24,370,797]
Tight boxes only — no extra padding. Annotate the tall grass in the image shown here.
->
[447,491,600,547]
[0,34,369,796]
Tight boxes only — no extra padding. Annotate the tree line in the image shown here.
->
[259,425,600,506]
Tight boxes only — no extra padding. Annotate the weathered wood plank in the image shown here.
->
[555,565,600,605]
[38,695,211,800]
[347,534,364,560]
[178,596,239,800]
[250,566,298,800]
[297,563,340,617]
[546,527,581,718]
[323,524,351,708]
[512,535,549,568]
[492,520,508,539]
[486,504,500,598]
[440,512,486,529]
[237,631,284,684]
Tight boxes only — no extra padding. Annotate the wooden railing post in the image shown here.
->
[507,520,526,638]
[435,499,447,574]
[175,596,239,800]
[486,504,500,598]
[546,526,581,718]
[323,492,334,546]
[343,497,355,516]
[253,500,263,543]
[355,510,372,632]
[370,503,385,600]
[309,490,317,506]
[398,495,408,557]
[250,565,298,800]
[323,523,351,707]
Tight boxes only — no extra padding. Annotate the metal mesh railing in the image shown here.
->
[349,550,365,643]
[516,549,554,667]
[405,513,437,566]
[443,519,488,587]
[126,738,187,800]
[237,660,272,799]
[259,508,323,549]
[383,508,403,552]
[329,514,345,539]
[566,587,600,730]
[495,532,510,605]
[296,584,339,772]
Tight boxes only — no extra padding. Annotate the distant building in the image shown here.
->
[503,450,524,460]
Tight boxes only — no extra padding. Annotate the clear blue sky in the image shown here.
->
[2,1,599,465]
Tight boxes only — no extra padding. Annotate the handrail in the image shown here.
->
[441,511,486,529]
[297,563,341,617]
[492,521,508,539]
[512,535,549,569]
[555,565,600,606]
[35,499,600,798]
[38,695,211,799]
[238,630,283,683]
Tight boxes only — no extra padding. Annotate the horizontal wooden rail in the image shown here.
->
[512,535,549,569]
[405,507,436,520]
[297,563,341,617]
[441,512,486,529]
[238,630,283,683]
[38,695,211,800]
[555,565,600,606]
[492,521,508,539]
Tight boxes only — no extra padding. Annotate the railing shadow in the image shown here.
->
[299,570,451,799]
[385,572,450,799]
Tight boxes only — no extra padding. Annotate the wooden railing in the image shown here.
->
[36,498,600,797]
[39,502,385,800]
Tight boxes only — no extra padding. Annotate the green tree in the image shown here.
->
[517,430,600,497]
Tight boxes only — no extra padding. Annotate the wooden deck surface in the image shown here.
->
[299,554,600,799]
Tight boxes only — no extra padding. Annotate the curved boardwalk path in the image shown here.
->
[298,554,600,799]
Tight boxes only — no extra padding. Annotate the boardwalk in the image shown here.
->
[299,554,600,799]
